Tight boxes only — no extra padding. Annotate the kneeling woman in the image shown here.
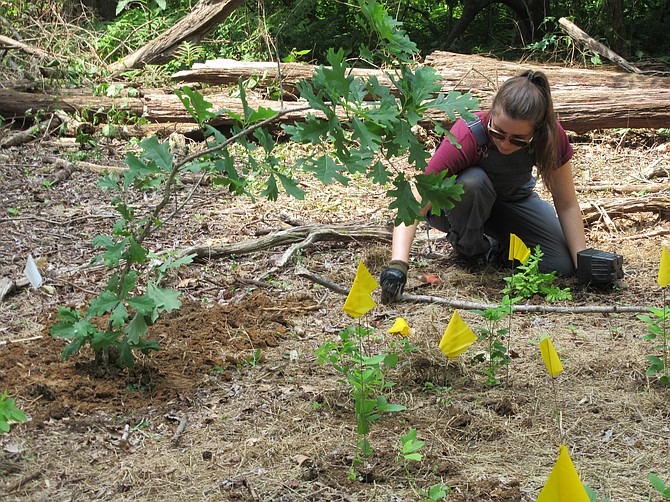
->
[380,70,587,304]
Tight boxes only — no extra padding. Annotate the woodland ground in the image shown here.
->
[0,126,669,502]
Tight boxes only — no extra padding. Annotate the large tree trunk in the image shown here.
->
[108,0,247,73]
[440,0,548,50]
[606,0,627,56]
[440,0,493,50]
[502,0,550,45]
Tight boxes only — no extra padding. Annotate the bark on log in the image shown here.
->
[0,88,144,123]
[575,183,668,193]
[558,17,640,74]
[108,0,247,73]
[173,51,670,133]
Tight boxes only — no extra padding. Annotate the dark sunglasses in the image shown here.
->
[487,119,533,148]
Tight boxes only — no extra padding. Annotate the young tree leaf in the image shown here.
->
[126,295,155,316]
[87,290,119,317]
[147,284,182,319]
[388,174,421,225]
[175,86,218,126]
[368,160,390,185]
[140,135,174,173]
[261,173,279,201]
[351,117,382,152]
[117,341,135,369]
[305,155,350,185]
[276,173,305,200]
[284,115,330,145]
[415,172,464,216]
[124,312,149,344]
[110,302,129,328]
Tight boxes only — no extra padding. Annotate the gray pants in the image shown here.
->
[426,167,575,276]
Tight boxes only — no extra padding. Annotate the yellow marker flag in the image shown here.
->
[439,311,477,359]
[342,260,378,318]
[536,445,590,502]
[540,337,564,378]
[388,317,410,337]
[509,233,531,264]
[658,245,670,288]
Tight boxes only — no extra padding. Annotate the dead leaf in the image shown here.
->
[420,274,442,285]
[293,454,310,466]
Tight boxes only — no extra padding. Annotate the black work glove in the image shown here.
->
[380,260,408,304]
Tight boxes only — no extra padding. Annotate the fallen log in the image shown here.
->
[0,34,53,60]
[0,88,144,123]
[3,85,668,138]
[177,224,393,261]
[558,17,640,74]
[574,183,669,194]
[173,51,670,132]
[108,0,247,73]
[3,51,670,135]
[580,195,670,224]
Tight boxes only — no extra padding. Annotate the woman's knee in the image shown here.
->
[538,249,575,277]
[457,167,494,195]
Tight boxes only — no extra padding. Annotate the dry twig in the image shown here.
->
[295,267,650,313]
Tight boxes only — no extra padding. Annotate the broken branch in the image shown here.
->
[296,267,650,313]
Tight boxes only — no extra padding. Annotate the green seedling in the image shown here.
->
[0,390,27,433]
[650,473,670,500]
[637,306,670,385]
[396,427,425,463]
[243,348,263,367]
[503,245,572,301]
[420,483,451,501]
[584,484,610,501]
[423,381,452,405]
[472,295,516,386]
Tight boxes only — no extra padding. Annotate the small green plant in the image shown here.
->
[243,348,263,367]
[423,381,452,405]
[49,134,199,369]
[503,245,572,301]
[472,295,517,386]
[584,484,610,501]
[315,324,405,478]
[6,208,19,216]
[420,483,451,501]
[637,306,670,385]
[0,390,27,433]
[396,427,425,466]
[650,473,670,499]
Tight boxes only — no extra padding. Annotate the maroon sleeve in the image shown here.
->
[425,114,484,176]
[556,121,574,166]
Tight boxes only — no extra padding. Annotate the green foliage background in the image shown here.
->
[2,0,668,79]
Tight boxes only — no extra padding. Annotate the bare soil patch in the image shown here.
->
[1,129,669,501]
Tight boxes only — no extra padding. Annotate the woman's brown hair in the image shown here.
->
[490,70,560,189]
